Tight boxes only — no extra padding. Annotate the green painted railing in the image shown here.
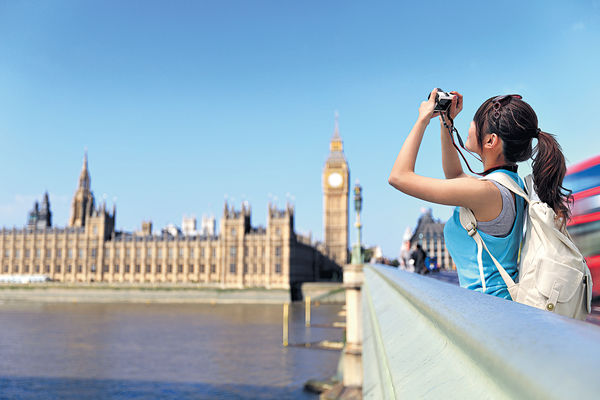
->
[362,264,600,399]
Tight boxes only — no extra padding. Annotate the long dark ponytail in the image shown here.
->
[473,96,572,225]
[532,130,571,224]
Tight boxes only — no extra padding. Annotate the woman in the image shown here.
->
[388,89,571,299]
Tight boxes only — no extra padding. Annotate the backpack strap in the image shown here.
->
[459,207,519,299]
[481,172,531,203]
[458,171,526,299]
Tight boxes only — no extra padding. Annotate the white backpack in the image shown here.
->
[459,173,592,320]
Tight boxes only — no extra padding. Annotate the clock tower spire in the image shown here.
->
[322,112,349,266]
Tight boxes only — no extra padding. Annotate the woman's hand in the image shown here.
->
[418,88,440,123]
[448,91,463,120]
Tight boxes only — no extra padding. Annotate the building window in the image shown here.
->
[190,248,194,258]
[168,249,174,259]
[201,248,205,258]
[261,264,265,273]
[230,263,236,274]
[24,265,30,272]
[189,264,194,273]
[67,265,72,273]
[77,265,82,273]
[103,265,109,272]
[56,265,61,273]
[46,249,51,257]
[44,265,50,273]
[275,263,281,274]
[253,264,257,274]
[231,228,236,236]
[146,265,151,273]
[126,248,131,257]
[179,248,184,257]
[115,248,120,257]
[93,226,98,235]
[200,264,205,273]
[156,264,161,273]
[25,249,30,258]
[158,249,163,258]
[167,265,172,273]
[178,265,183,273]
[57,249,62,258]
[275,246,281,257]
[4,249,9,257]
[230,246,236,257]
[68,249,73,259]
[35,265,40,273]
[36,249,41,258]
[211,264,216,273]
[114,265,120,273]
[212,248,216,258]
[136,248,141,258]
[79,249,84,258]
[91,264,96,273]
[135,265,140,273]
[276,228,280,236]
[3,265,7,272]
[147,248,152,258]
[243,264,248,273]
[125,265,130,273]
[15,250,20,258]
[91,248,97,258]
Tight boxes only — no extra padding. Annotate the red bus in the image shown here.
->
[564,155,600,298]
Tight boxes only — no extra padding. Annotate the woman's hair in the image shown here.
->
[473,96,572,224]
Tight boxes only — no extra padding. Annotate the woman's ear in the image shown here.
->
[484,133,499,149]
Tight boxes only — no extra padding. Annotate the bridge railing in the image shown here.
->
[361,264,600,399]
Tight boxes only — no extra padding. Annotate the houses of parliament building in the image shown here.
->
[0,121,350,294]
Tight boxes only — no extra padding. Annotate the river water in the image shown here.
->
[0,302,344,399]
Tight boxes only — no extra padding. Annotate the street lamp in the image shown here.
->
[351,181,364,264]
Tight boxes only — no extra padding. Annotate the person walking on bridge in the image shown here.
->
[410,244,427,275]
[388,89,570,299]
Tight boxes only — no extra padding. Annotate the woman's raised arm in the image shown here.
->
[388,89,502,221]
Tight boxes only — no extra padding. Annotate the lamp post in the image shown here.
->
[351,181,363,265]
[341,180,364,394]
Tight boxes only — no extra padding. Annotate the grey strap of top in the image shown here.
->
[477,181,516,237]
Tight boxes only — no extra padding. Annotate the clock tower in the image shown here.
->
[323,113,349,266]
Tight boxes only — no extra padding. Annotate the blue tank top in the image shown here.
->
[443,170,525,299]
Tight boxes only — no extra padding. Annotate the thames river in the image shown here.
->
[0,302,344,399]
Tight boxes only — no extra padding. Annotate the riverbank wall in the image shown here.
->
[0,281,345,304]
[0,283,291,304]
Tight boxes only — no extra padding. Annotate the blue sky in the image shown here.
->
[0,0,599,257]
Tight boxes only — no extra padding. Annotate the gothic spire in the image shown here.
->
[42,191,50,211]
[329,111,344,154]
[332,110,341,140]
[78,150,90,190]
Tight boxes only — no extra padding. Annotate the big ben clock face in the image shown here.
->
[328,172,343,188]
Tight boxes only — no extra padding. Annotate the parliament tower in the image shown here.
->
[69,151,95,227]
[322,114,349,265]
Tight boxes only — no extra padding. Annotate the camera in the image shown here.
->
[428,88,454,113]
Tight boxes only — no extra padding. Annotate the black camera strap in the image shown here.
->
[440,113,485,176]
